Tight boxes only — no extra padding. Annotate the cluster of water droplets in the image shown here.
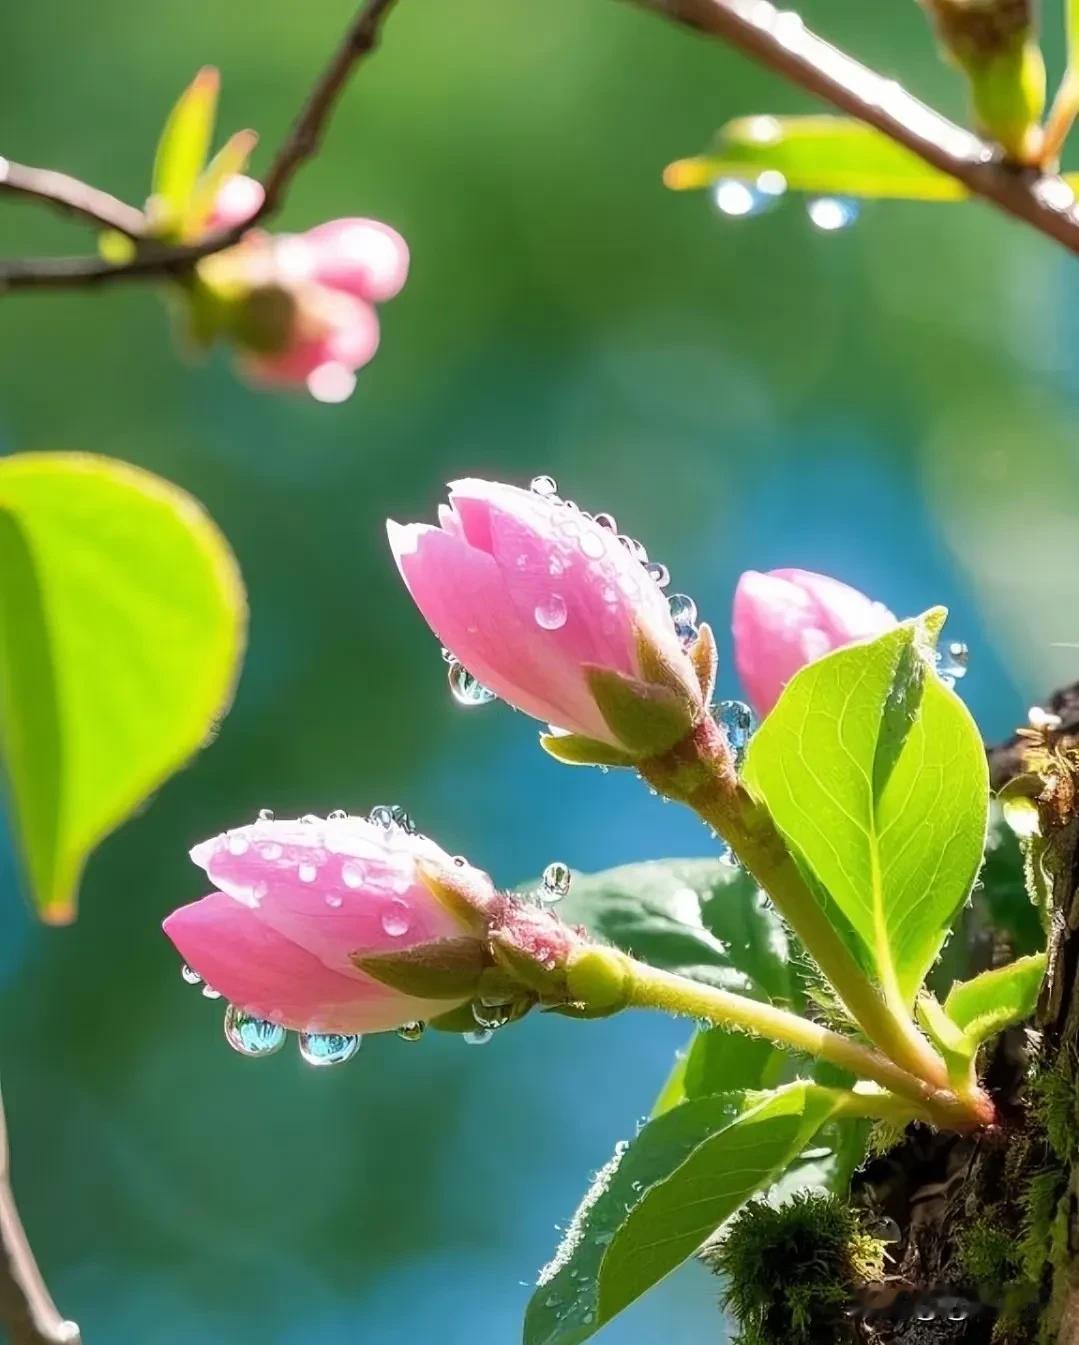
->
[712,173,860,231]
[933,639,969,690]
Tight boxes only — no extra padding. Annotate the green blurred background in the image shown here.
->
[1,0,1076,1340]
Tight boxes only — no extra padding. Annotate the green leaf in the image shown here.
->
[525,1085,857,1345]
[150,66,220,236]
[0,453,246,921]
[523,1091,756,1345]
[665,116,968,201]
[742,615,989,1006]
[184,128,259,241]
[944,953,1046,1045]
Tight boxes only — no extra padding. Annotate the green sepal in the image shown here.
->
[488,928,567,996]
[353,936,487,998]
[689,622,718,703]
[539,732,635,769]
[427,993,535,1034]
[585,666,692,755]
[944,953,1047,1046]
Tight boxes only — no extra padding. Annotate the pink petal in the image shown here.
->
[163,892,455,1034]
[304,219,410,303]
[207,175,265,232]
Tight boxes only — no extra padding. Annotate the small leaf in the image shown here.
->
[523,1093,747,1345]
[184,128,259,241]
[595,1084,847,1334]
[150,66,220,237]
[538,732,634,769]
[743,614,989,1005]
[944,952,1046,1045]
[0,453,246,921]
[665,116,969,201]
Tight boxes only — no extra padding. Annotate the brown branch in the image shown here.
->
[0,0,400,293]
[0,159,145,238]
[621,0,1079,253]
[0,1091,80,1345]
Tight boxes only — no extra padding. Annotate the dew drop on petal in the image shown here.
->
[578,530,606,560]
[227,834,250,856]
[224,1004,287,1058]
[463,1028,494,1046]
[259,841,284,860]
[530,475,559,498]
[447,660,497,706]
[667,592,699,644]
[534,594,568,630]
[645,561,670,588]
[298,861,318,883]
[341,859,365,889]
[181,963,203,987]
[201,984,223,1000]
[594,512,618,532]
[472,1000,514,1030]
[397,1021,426,1042]
[298,1031,362,1066]
[381,899,411,937]
[618,535,648,563]
[540,861,572,903]
[257,807,275,823]
[327,809,348,822]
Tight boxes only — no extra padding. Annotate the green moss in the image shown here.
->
[956,1211,1018,1288]
[707,1192,886,1345]
[1029,1057,1079,1159]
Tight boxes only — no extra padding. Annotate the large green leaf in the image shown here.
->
[665,116,968,200]
[944,953,1046,1045]
[0,453,246,921]
[742,616,989,1006]
[524,1083,848,1345]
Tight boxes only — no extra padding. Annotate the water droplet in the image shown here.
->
[259,841,283,860]
[578,530,606,560]
[300,814,321,825]
[452,854,467,866]
[327,809,348,822]
[534,594,568,630]
[645,561,670,588]
[181,963,202,987]
[937,639,969,688]
[667,592,698,644]
[341,859,365,889]
[463,1028,494,1046]
[227,834,249,856]
[224,1004,287,1058]
[440,645,457,664]
[381,900,411,937]
[806,196,860,231]
[530,475,559,498]
[718,845,743,871]
[298,1031,361,1066]
[472,1000,514,1030]
[712,171,787,218]
[201,984,222,1000]
[257,807,275,822]
[447,660,497,706]
[298,861,318,883]
[540,861,572,903]
[325,894,343,908]
[714,699,757,766]
[619,534,648,563]
[397,1021,426,1042]
[594,512,617,531]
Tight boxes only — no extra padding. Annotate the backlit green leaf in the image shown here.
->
[665,116,968,201]
[0,453,246,921]
[742,615,989,1005]
[150,66,219,236]
[944,952,1046,1045]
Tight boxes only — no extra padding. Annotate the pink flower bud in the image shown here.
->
[732,568,896,716]
[303,218,410,304]
[162,814,494,1035]
[388,479,706,752]
[206,174,265,232]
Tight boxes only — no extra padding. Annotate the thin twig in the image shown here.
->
[0,0,400,293]
[622,0,1079,253]
[0,1090,80,1345]
[0,159,145,238]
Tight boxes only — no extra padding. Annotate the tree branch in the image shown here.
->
[0,0,400,293]
[622,0,1079,254]
[0,1090,80,1345]
[0,159,145,238]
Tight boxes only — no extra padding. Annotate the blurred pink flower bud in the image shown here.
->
[163,813,494,1035]
[388,479,711,757]
[193,180,410,402]
[732,568,896,716]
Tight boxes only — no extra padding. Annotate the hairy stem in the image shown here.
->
[620,954,989,1129]
[639,716,952,1091]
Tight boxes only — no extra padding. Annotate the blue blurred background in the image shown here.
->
[1,0,1077,1340]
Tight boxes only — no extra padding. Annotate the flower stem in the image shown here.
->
[639,716,950,1091]
[619,955,990,1131]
